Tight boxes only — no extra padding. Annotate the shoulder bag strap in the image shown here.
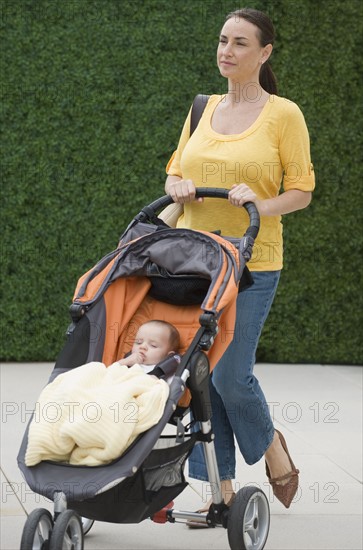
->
[190,94,210,136]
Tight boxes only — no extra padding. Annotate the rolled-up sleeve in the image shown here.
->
[279,101,315,192]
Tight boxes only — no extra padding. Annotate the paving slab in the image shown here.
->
[1,362,362,550]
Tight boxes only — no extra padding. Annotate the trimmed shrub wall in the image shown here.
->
[1,0,362,364]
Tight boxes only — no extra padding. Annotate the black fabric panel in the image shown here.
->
[148,274,210,305]
[68,436,195,523]
[69,469,148,523]
[69,478,187,524]
[53,316,91,370]
[238,266,255,292]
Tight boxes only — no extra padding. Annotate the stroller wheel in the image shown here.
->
[227,486,270,550]
[81,517,95,535]
[20,508,53,550]
[49,510,84,550]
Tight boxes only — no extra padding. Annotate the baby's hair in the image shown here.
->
[144,320,180,352]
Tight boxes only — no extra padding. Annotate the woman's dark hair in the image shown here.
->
[225,8,278,95]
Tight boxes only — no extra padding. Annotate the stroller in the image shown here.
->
[18,188,270,550]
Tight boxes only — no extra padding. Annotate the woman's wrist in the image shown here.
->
[255,190,312,217]
[255,198,268,216]
[165,175,182,194]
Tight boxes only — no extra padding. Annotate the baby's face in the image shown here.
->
[131,324,172,365]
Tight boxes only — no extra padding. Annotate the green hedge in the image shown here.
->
[1,0,362,364]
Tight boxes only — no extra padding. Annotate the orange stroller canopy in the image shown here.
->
[71,228,243,371]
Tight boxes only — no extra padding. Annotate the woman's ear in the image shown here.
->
[261,43,273,64]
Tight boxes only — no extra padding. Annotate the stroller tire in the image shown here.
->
[227,486,270,550]
[49,510,84,550]
[20,508,53,550]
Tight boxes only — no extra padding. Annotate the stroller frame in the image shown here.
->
[18,189,270,550]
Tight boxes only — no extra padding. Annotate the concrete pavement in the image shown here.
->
[1,362,362,550]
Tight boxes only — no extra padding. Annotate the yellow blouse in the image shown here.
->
[166,94,315,271]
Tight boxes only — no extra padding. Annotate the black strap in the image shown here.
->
[147,354,181,379]
[190,94,210,136]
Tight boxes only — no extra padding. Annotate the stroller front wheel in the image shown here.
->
[227,486,270,550]
[20,508,53,550]
[49,510,84,550]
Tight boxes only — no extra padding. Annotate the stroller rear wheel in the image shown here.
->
[227,486,270,550]
[49,510,84,550]
[20,508,53,550]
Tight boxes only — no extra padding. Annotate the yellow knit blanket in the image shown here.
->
[25,362,169,467]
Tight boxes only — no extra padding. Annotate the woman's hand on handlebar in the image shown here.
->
[229,183,312,217]
[165,176,203,204]
[229,184,261,211]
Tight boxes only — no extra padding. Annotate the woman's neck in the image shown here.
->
[225,80,267,106]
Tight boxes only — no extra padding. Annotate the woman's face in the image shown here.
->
[217,17,272,83]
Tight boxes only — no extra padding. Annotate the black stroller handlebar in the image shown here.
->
[142,187,260,240]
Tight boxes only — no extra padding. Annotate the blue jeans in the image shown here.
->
[189,270,281,480]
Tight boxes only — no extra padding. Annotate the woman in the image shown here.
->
[165,8,315,512]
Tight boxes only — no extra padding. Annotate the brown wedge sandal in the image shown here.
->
[265,430,300,508]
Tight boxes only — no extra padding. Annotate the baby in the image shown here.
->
[118,320,181,379]
[25,320,181,467]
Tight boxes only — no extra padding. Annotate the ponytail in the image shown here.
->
[260,62,278,95]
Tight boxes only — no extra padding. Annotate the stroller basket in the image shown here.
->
[68,434,197,524]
